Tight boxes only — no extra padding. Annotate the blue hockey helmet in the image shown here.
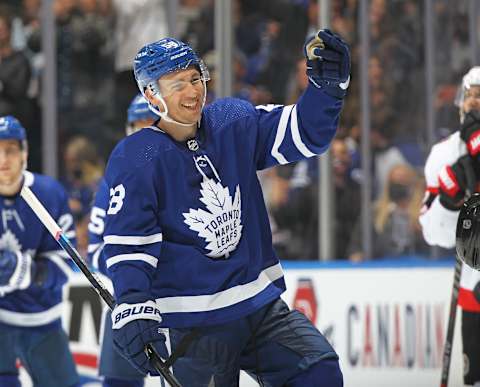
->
[127,94,156,124]
[133,38,210,125]
[0,116,26,144]
[134,38,209,92]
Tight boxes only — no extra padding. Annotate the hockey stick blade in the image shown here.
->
[20,185,182,387]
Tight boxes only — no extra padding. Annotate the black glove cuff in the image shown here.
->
[439,194,463,211]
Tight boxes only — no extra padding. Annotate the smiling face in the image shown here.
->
[158,67,205,125]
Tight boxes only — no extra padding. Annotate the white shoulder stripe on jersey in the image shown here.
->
[156,263,284,313]
[106,253,158,269]
[271,105,294,164]
[290,105,316,157]
[0,303,63,327]
[104,233,163,245]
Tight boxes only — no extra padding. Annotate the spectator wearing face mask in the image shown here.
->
[348,163,428,261]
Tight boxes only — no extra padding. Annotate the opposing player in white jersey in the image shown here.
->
[88,94,156,387]
[103,31,350,386]
[419,66,480,387]
[0,116,79,387]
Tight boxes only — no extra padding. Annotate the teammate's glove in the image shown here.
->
[111,292,168,375]
[438,155,477,210]
[304,29,350,99]
[461,111,480,160]
[0,250,35,296]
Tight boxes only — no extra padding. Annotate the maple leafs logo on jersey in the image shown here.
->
[183,178,242,258]
[0,230,22,252]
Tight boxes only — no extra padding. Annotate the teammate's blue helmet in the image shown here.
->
[0,116,26,142]
[133,38,210,124]
[127,94,156,124]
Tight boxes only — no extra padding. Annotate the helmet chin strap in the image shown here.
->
[145,82,208,128]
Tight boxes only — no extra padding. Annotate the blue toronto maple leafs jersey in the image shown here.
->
[0,171,76,329]
[103,85,342,328]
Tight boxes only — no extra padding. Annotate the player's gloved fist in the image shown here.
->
[438,155,477,210]
[111,293,168,375]
[304,29,350,99]
[461,110,480,160]
[0,250,35,296]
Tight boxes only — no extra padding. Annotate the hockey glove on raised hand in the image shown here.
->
[461,110,480,161]
[304,29,350,99]
[0,250,35,296]
[438,155,477,210]
[112,293,168,375]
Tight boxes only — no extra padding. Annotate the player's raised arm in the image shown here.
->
[252,29,350,170]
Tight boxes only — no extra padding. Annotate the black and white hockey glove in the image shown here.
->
[0,250,35,296]
[304,29,350,99]
[111,292,168,375]
[438,155,477,210]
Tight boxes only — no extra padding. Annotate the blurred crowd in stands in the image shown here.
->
[0,0,473,260]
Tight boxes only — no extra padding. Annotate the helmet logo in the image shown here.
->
[187,139,199,152]
[161,41,179,49]
[463,219,472,229]
[170,51,188,60]
[135,50,148,59]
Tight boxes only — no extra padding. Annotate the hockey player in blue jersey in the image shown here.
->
[103,30,349,386]
[0,116,79,387]
[88,94,156,387]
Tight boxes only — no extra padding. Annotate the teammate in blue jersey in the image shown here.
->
[103,30,350,386]
[88,94,156,387]
[0,116,79,387]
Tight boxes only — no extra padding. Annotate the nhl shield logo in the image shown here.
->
[186,139,199,152]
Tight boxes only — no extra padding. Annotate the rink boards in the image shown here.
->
[19,258,464,387]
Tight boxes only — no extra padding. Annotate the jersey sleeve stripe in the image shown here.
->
[106,253,158,269]
[87,242,102,253]
[290,105,316,158]
[91,245,103,271]
[156,263,283,313]
[38,252,74,277]
[0,303,64,327]
[104,233,163,245]
[271,105,294,164]
[64,230,76,239]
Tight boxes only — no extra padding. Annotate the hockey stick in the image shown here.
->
[20,186,182,387]
[440,254,462,387]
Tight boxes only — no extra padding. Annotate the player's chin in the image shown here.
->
[0,177,14,187]
[181,110,201,123]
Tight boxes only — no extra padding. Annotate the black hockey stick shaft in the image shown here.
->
[20,186,182,387]
[440,255,462,387]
